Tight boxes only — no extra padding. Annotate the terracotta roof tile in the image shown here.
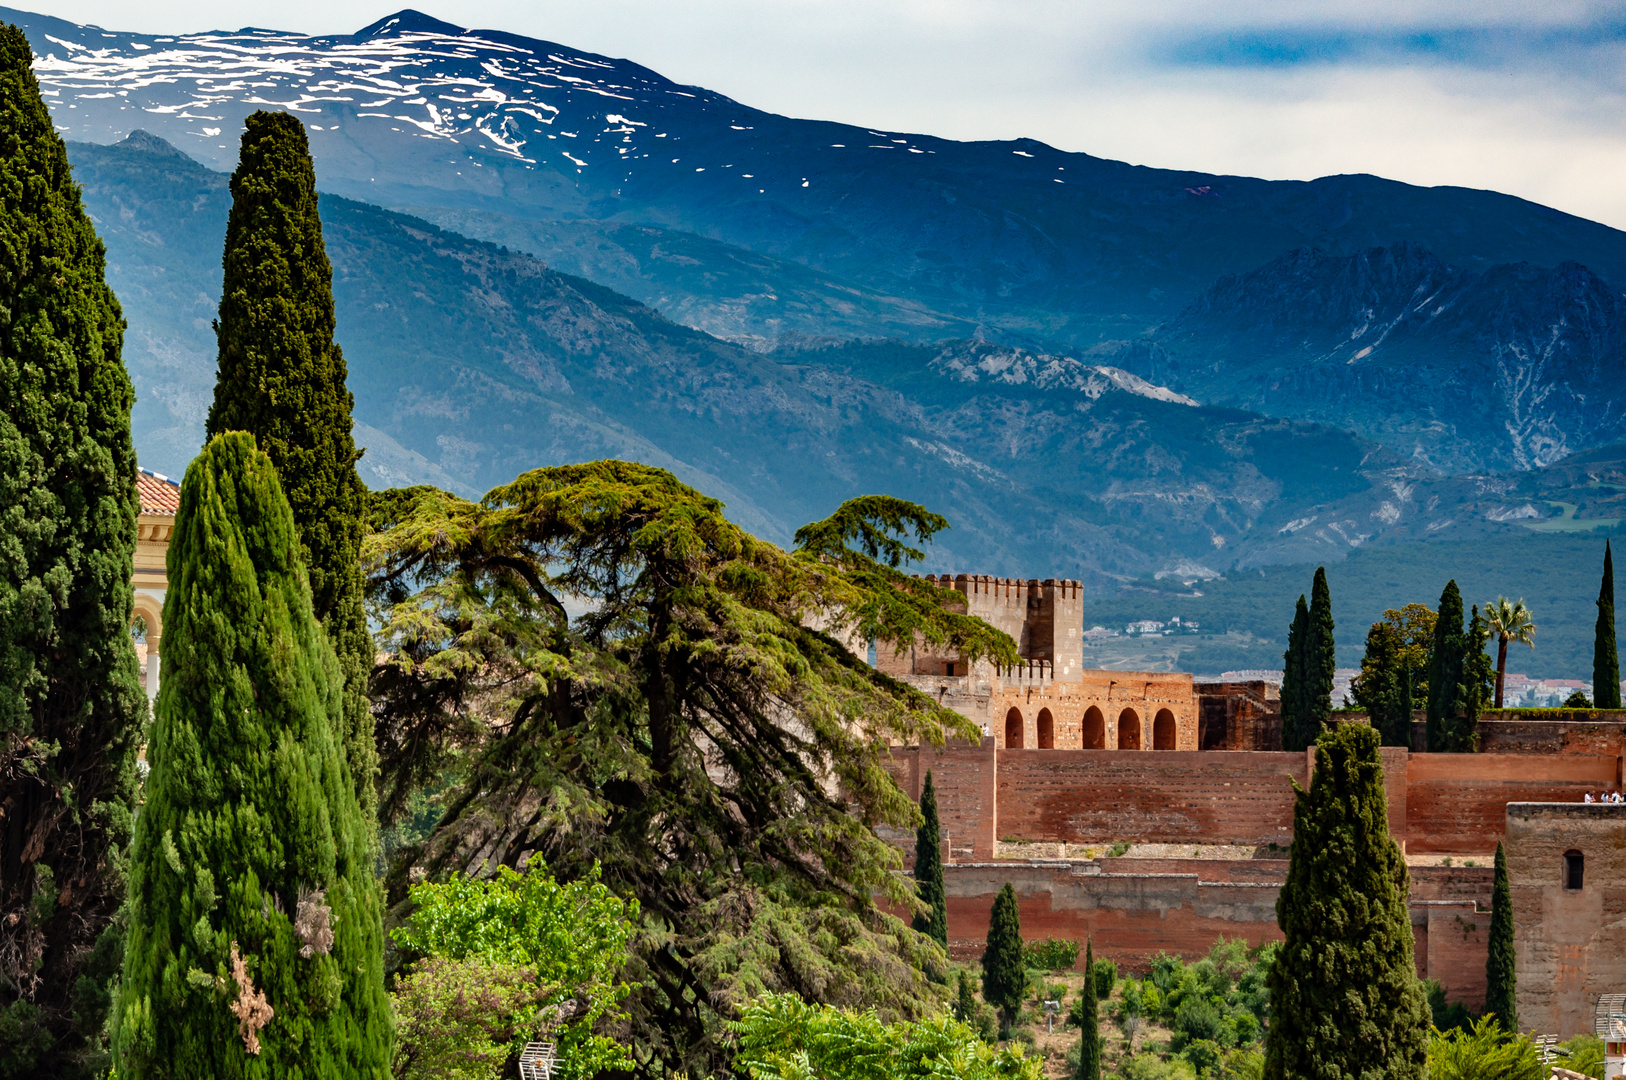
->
[137,468,180,516]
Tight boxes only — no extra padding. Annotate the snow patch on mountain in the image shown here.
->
[929,343,1198,405]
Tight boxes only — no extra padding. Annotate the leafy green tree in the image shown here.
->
[956,971,978,1024]
[981,884,1027,1036]
[1427,581,1469,752]
[1484,598,1536,710]
[392,959,544,1080]
[1074,939,1101,1080]
[112,432,389,1077]
[1426,1016,1541,1080]
[1280,595,1310,750]
[1352,605,1434,748]
[205,110,375,821]
[1596,542,1621,709]
[1484,842,1516,1033]
[391,863,635,1079]
[913,771,948,947]
[364,466,1019,1077]
[0,24,145,1078]
[1263,722,1429,1080]
[731,992,1042,1079]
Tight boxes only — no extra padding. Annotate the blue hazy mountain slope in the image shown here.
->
[72,131,1437,581]
[1087,242,1626,474]
[20,6,1626,353]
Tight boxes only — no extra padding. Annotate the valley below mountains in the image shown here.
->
[32,6,1626,674]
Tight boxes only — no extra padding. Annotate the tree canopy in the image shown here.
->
[0,23,144,1078]
[364,463,1019,1076]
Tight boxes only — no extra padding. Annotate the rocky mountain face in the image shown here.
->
[1112,242,1626,473]
[20,6,1626,353]
[73,133,1427,580]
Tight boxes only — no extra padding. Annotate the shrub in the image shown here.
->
[1173,998,1226,1048]
[1425,1015,1541,1080]
[392,863,636,1080]
[1424,979,1477,1035]
[1556,1034,1603,1080]
[732,992,1043,1080]
[1115,1052,1198,1080]
[1025,938,1081,972]
[1094,958,1119,999]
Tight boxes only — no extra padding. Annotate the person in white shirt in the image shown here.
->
[1585,792,1596,803]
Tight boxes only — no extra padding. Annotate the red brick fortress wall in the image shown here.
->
[1404,754,1620,853]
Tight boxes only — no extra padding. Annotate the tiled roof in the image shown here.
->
[137,468,180,516]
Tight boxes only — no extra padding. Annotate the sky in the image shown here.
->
[21,0,1626,228]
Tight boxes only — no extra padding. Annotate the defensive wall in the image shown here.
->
[888,741,1622,1010]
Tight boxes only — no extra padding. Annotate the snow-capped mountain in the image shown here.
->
[21,5,1626,356]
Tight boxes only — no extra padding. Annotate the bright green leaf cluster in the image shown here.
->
[1425,1016,1541,1080]
[392,863,636,1080]
[731,992,1042,1080]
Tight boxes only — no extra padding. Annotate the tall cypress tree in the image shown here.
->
[205,110,375,822]
[912,770,948,947]
[112,432,389,1077]
[981,883,1026,1036]
[0,25,145,1078]
[1306,566,1337,733]
[1426,581,1467,752]
[1484,841,1517,1031]
[1280,595,1310,751]
[1073,938,1101,1080]
[1596,542,1621,708]
[1264,722,1429,1080]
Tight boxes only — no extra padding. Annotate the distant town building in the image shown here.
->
[1126,620,1165,636]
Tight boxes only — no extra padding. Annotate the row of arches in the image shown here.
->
[1003,705,1178,750]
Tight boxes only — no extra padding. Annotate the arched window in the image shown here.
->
[1082,706,1106,749]
[1118,708,1141,751]
[1153,709,1177,750]
[1037,709,1054,749]
[1565,849,1585,891]
[1005,707,1024,749]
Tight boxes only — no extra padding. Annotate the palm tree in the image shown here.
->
[1484,597,1536,709]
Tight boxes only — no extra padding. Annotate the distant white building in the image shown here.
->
[1126,620,1165,636]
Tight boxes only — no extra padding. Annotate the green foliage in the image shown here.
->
[392,958,547,1080]
[1428,581,1476,752]
[1556,1034,1604,1079]
[111,432,389,1077]
[1352,606,1430,747]
[913,771,947,947]
[205,110,375,822]
[1596,542,1621,708]
[1484,843,1516,1032]
[1265,722,1429,1080]
[1306,567,1337,726]
[730,992,1043,1080]
[1093,957,1118,1000]
[365,474,1013,1076]
[1023,938,1079,972]
[1564,690,1594,708]
[1425,1016,1541,1080]
[391,863,635,1079]
[1483,598,1536,709]
[0,23,145,1078]
[1279,596,1310,751]
[982,885,1027,1035]
[1424,979,1477,1035]
[1113,1053,1198,1080]
[1107,939,1273,1076]
[1463,605,1495,742]
[1074,940,1100,1080]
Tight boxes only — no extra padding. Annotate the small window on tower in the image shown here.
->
[1564,850,1585,890]
[945,662,955,677]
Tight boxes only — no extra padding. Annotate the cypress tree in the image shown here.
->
[1073,938,1101,1080]
[205,110,375,822]
[0,25,145,1077]
[912,770,948,947]
[112,432,389,1077]
[1280,595,1310,751]
[1263,722,1429,1080]
[1596,542,1621,708]
[955,970,977,1023]
[1306,566,1337,732]
[1458,605,1494,751]
[1484,841,1517,1031]
[1426,580,1467,752]
[981,883,1026,1036]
